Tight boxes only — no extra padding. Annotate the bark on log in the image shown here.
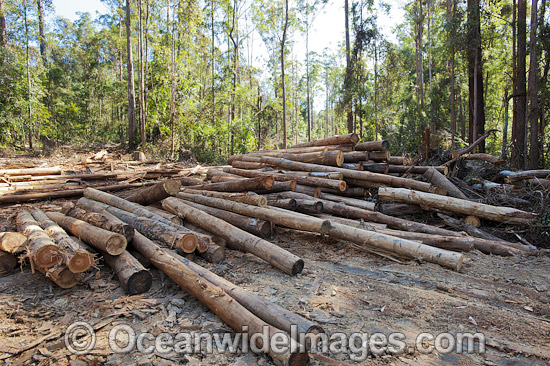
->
[341,162,364,170]
[176,193,464,270]
[527,178,550,189]
[174,198,272,238]
[125,179,181,205]
[223,167,346,192]
[423,168,468,199]
[180,188,267,207]
[143,205,184,225]
[436,213,510,243]
[0,250,18,273]
[35,264,80,289]
[279,150,344,166]
[343,151,369,163]
[254,180,297,194]
[171,252,321,337]
[31,208,93,273]
[130,233,308,365]
[464,153,505,165]
[162,198,304,276]
[231,160,270,170]
[321,187,366,197]
[360,163,390,174]
[0,167,62,176]
[294,185,321,197]
[211,175,243,183]
[368,151,391,162]
[181,223,226,263]
[272,191,375,211]
[101,250,152,295]
[449,129,498,160]
[258,156,439,193]
[45,212,127,255]
[63,205,134,243]
[388,156,412,165]
[345,178,386,190]
[386,165,448,175]
[376,203,425,216]
[355,140,390,151]
[15,211,63,268]
[0,182,154,205]
[186,176,274,192]
[378,187,537,225]
[180,177,205,186]
[280,171,343,180]
[267,198,297,211]
[294,199,323,215]
[501,170,550,183]
[291,133,359,148]
[0,232,27,254]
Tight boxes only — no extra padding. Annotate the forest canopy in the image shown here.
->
[0,0,548,168]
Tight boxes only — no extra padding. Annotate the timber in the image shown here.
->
[0,250,17,273]
[0,232,27,254]
[276,190,375,211]
[144,205,184,225]
[125,179,181,205]
[130,233,308,366]
[423,167,468,199]
[294,199,323,215]
[180,188,267,207]
[163,197,304,276]
[280,150,344,166]
[0,167,62,176]
[45,212,127,255]
[267,197,297,211]
[175,193,463,270]
[35,264,81,289]
[465,153,505,165]
[500,169,550,183]
[291,133,359,148]
[343,151,369,163]
[63,205,134,243]
[231,160,269,169]
[368,151,391,162]
[100,249,152,295]
[355,140,390,151]
[15,210,63,268]
[31,208,93,273]
[255,180,297,194]
[186,176,274,192]
[378,187,537,225]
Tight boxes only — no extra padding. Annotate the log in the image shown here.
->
[436,213,510,243]
[0,182,154,205]
[130,233,308,365]
[267,198,298,211]
[0,232,27,254]
[180,188,267,207]
[449,129,498,160]
[211,175,243,183]
[162,198,304,276]
[31,208,93,273]
[378,187,537,225]
[258,156,439,193]
[255,180,297,194]
[423,167,468,199]
[186,176,275,192]
[223,167,346,192]
[272,191,375,211]
[0,167,62,176]
[464,216,481,228]
[341,163,364,170]
[63,205,134,243]
[35,264,81,289]
[88,205,197,253]
[295,185,321,197]
[180,177,205,186]
[291,133,359,148]
[374,228,475,252]
[388,156,411,165]
[501,170,550,183]
[99,248,152,295]
[182,223,226,263]
[45,212,127,255]
[360,163,389,174]
[386,165,448,175]
[176,193,464,270]
[144,205,184,225]
[15,211,63,268]
[464,153,505,165]
[294,199,323,215]
[125,179,181,205]
[376,203,425,216]
[279,171,343,180]
[231,160,270,169]
[321,187,366,198]
[343,151,369,163]
[355,140,390,151]
[0,250,18,274]
[173,198,272,238]
[527,178,550,189]
[171,252,321,337]
[345,178,386,190]
[315,214,387,231]
[368,151,391,162]
[280,150,344,166]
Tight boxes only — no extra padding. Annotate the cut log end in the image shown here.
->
[465,216,481,228]
[285,350,309,366]
[179,233,199,253]
[164,179,182,195]
[291,259,305,276]
[338,181,347,192]
[126,269,153,295]
[0,232,27,254]
[67,252,94,273]
[433,187,448,196]
[104,235,127,256]
[200,245,225,263]
[258,221,273,238]
[34,245,63,268]
[49,267,81,288]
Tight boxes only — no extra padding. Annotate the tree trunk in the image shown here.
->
[99,248,151,295]
[528,0,540,169]
[0,0,6,46]
[24,0,33,150]
[125,179,181,205]
[344,0,353,133]
[281,0,289,148]
[0,232,27,254]
[163,197,304,276]
[415,0,424,136]
[36,0,46,64]
[180,188,267,207]
[186,176,275,192]
[512,0,527,167]
[423,167,467,199]
[138,0,146,152]
[16,211,62,268]
[448,0,456,146]
[126,0,136,148]
[63,205,134,242]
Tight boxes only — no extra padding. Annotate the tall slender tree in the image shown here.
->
[0,0,5,47]
[37,0,46,65]
[344,0,353,133]
[512,0,527,167]
[24,0,33,149]
[280,0,289,148]
[528,0,540,168]
[467,0,485,151]
[125,0,136,148]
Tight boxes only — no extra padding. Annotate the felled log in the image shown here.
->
[273,190,375,211]
[0,181,154,205]
[267,198,298,211]
[386,165,448,175]
[341,162,364,170]
[436,213,511,243]
[464,216,481,228]
[46,212,127,255]
[378,187,537,225]
[171,251,321,337]
[375,228,475,252]
[321,187,366,197]
[162,198,304,276]
[388,156,411,165]
[35,264,81,289]
[31,208,93,273]
[280,171,343,180]
[180,177,205,186]
[176,193,464,270]
[294,199,323,215]
[464,153,505,165]
[0,232,27,254]
[130,233,308,366]
[343,151,369,163]
[186,176,274,192]
[15,211,63,268]
[367,151,391,162]
[360,163,389,174]
[376,203,425,216]
[500,170,550,183]
[449,129,498,160]
[144,205,184,225]
[125,179,181,205]
[231,160,269,170]
[345,178,386,190]
[182,223,226,263]
[423,167,468,199]
[258,156,441,194]
[223,167,346,191]
[0,167,62,176]
[89,205,197,253]
[0,250,18,274]
[63,205,134,243]
[291,133,359,148]
[527,178,550,189]
[280,150,344,166]
[355,140,390,151]
[174,197,272,238]
[180,188,267,207]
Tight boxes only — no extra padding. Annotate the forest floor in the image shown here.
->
[0,147,549,366]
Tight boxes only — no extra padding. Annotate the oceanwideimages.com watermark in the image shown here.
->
[65,322,485,361]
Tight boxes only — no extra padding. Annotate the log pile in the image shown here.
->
[0,139,546,365]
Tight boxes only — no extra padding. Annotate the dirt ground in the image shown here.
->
[1,149,549,366]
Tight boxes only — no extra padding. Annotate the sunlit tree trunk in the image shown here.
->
[280,0,289,148]
[37,0,46,65]
[24,0,33,149]
[467,0,485,151]
[414,0,424,137]
[344,0,353,133]
[125,0,136,148]
[527,0,540,169]
[0,0,6,46]
[138,0,146,152]
[512,0,527,167]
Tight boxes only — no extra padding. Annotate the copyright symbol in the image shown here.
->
[64,322,96,355]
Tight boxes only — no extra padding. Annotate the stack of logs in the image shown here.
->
[0,134,546,365]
